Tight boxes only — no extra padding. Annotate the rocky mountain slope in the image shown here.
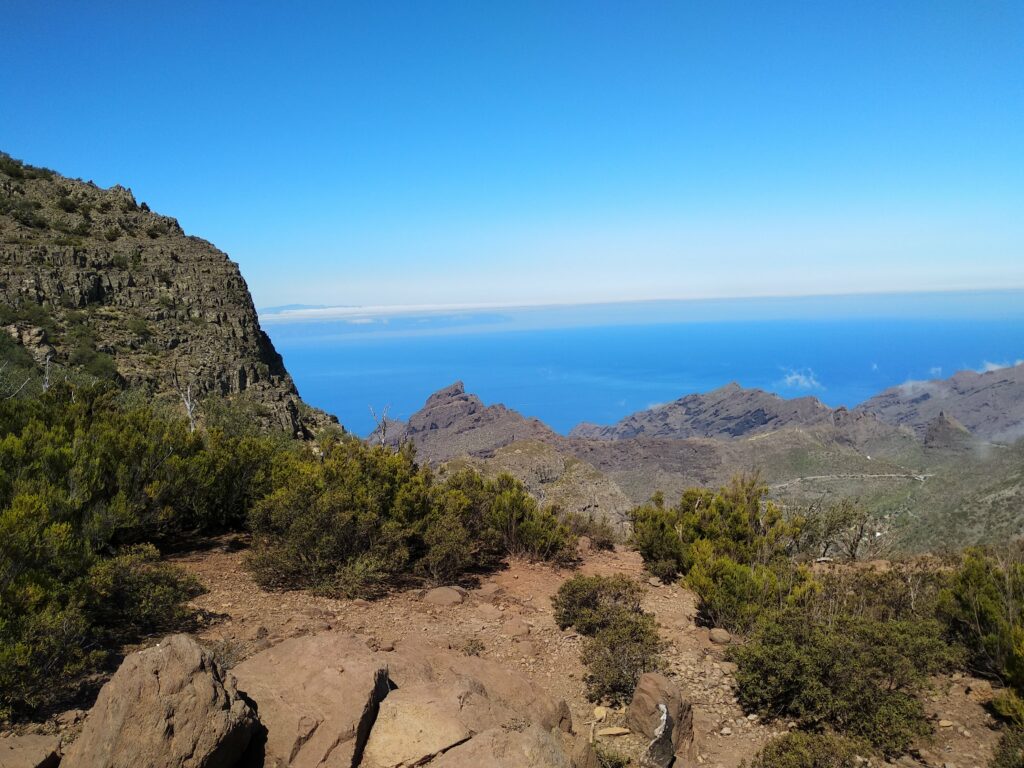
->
[0,152,328,435]
[570,382,835,439]
[390,378,1024,550]
[857,363,1024,443]
[385,381,558,463]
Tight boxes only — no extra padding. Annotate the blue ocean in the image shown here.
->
[262,291,1024,437]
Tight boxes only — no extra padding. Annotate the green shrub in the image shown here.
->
[83,544,203,642]
[553,573,664,703]
[483,474,575,562]
[991,728,1024,768]
[630,475,798,581]
[56,194,78,213]
[581,609,664,703]
[731,607,954,755]
[564,511,618,551]
[247,447,571,597]
[553,574,644,635]
[0,382,302,716]
[744,732,868,768]
[594,744,630,768]
[940,547,1024,725]
[685,541,815,634]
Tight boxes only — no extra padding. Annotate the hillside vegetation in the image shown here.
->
[0,367,574,718]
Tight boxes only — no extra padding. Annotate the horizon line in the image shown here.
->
[258,285,1024,323]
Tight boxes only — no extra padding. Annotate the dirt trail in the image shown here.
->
[171,539,1001,768]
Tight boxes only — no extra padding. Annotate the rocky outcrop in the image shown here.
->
[61,634,256,768]
[0,734,61,768]
[569,383,834,440]
[626,673,692,767]
[230,634,390,768]
[386,382,558,463]
[231,632,573,767]
[0,152,333,436]
[361,685,473,767]
[428,725,570,768]
[923,411,975,449]
[857,363,1024,443]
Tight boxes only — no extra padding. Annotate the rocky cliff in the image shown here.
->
[857,363,1024,443]
[385,381,558,463]
[0,152,329,435]
[569,382,835,440]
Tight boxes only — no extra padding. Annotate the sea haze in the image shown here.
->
[262,291,1024,437]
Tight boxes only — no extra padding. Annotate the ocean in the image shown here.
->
[262,291,1024,437]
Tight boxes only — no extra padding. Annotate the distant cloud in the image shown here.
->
[781,368,823,390]
[979,360,1024,373]
[929,366,943,377]
[870,362,879,371]
[896,380,939,396]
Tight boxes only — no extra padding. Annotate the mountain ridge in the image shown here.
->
[0,151,332,435]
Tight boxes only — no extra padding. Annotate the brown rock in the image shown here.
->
[476,583,502,598]
[570,736,600,768]
[362,685,472,767]
[61,634,255,768]
[627,672,693,758]
[709,628,731,645]
[231,633,389,768]
[232,632,572,766]
[503,616,531,638]
[430,725,571,768]
[0,734,60,768]
[423,587,465,606]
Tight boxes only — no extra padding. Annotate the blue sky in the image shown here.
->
[3,1,1022,307]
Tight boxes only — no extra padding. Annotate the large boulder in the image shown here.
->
[429,725,570,768]
[385,637,572,734]
[626,672,693,766]
[361,685,472,767]
[0,734,61,768]
[230,634,389,768]
[61,634,256,768]
[231,632,573,767]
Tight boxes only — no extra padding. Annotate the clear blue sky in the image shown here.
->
[3,1,1022,307]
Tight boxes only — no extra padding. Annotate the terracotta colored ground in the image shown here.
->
[168,538,1002,768]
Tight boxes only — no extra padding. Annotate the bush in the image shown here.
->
[553,574,664,703]
[731,607,954,755]
[744,732,868,768]
[564,511,618,551]
[685,539,816,634]
[594,744,630,768]
[482,474,575,562]
[83,544,204,643]
[991,728,1024,768]
[553,574,644,635]
[247,446,573,597]
[0,381,292,717]
[630,475,798,582]
[581,610,665,703]
[940,547,1024,725]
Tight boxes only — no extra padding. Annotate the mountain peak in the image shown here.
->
[570,383,832,440]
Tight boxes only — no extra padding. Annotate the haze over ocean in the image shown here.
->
[263,290,1024,437]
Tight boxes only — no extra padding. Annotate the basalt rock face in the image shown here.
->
[857,364,1024,443]
[386,381,559,463]
[0,152,331,435]
[570,383,834,440]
